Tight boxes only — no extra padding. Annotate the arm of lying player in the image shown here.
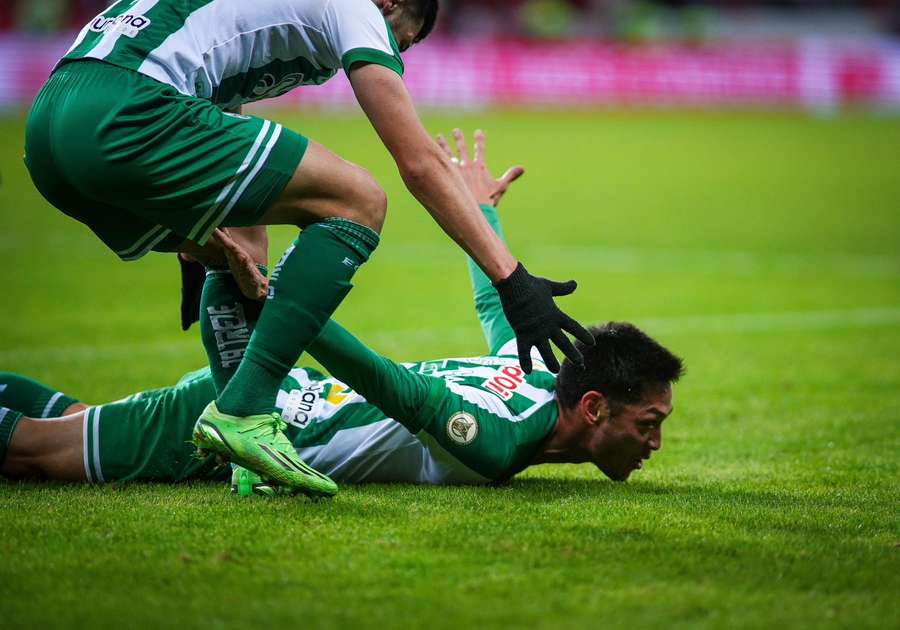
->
[435,129,522,355]
[306,320,435,431]
[348,64,593,373]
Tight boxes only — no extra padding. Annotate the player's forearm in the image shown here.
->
[468,203,507,292]
[467,204,516,353]
[308,321,432,428]
[350,65,517,281]
[399,151,517,282]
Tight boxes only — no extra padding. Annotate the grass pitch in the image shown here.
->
[1,109,898,629]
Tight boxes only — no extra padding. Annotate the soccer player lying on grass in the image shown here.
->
[0,131,683,492]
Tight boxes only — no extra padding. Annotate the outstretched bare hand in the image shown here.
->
[435,128,524,207]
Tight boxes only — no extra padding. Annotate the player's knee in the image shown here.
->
[352,170,387,233]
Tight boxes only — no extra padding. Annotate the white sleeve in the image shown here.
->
[322,0,405,75]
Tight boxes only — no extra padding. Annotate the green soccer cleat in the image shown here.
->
[231,465,280,498]
[192,401,338,497]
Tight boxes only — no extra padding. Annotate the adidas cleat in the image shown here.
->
[192,401,338,497]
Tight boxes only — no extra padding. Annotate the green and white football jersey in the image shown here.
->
[60,0,404,109]
[277,350,558,485]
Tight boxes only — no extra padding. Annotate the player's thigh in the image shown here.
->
[256,139,387,232]
[32,60,306,255]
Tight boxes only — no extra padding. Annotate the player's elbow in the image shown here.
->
[397,143,446,190]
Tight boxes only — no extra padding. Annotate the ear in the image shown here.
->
[578,391,610,427]
[375,0,399,16]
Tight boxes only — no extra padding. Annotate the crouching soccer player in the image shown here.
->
[1,131,683,491]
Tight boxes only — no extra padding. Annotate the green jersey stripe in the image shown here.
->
[63,0,134,61]
[341,48,403,76]
[86,0,161,61]
[106,0,217,70]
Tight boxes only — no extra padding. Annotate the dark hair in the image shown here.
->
[411,0,439,44]
[556,322,684,411]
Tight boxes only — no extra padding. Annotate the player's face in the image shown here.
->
[588,383,673,482]
[387,10,425,52]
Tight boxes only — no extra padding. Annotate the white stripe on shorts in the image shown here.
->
[82,407,93,482]
[187,119,271,242]
[120,228,173,262]
[92,407,104,482]
[197,124,283,246]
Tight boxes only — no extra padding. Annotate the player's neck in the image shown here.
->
[531,401,589,464]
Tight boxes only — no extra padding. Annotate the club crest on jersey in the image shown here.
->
[447,412,478,445]
[482,365,525,401]
[90,13,152,38]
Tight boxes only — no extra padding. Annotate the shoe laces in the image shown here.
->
[238,413,287,437]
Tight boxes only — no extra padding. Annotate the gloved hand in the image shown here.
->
[178,253,205,331]
[493,263,594,373]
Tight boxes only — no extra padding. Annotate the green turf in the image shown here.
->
[1,110,898,629]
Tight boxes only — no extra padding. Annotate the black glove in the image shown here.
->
[493,263,594,373]
[178,254,206,331]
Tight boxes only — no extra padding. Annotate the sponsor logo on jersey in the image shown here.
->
[482,365,525,401]
[446,412,478,445]
[325,383,355,407]
[282,384,323,429]
[89,13,152,38]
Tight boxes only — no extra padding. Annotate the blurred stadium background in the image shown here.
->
[1,2,898,629]
[2,0,900,111]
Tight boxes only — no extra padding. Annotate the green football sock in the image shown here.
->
[0,407,25,467]
[217,218,379,416]
[0,372,79,418]
[199,265,267,396]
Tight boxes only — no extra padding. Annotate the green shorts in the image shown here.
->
[25,59,307,260]
[82,369,227,483]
